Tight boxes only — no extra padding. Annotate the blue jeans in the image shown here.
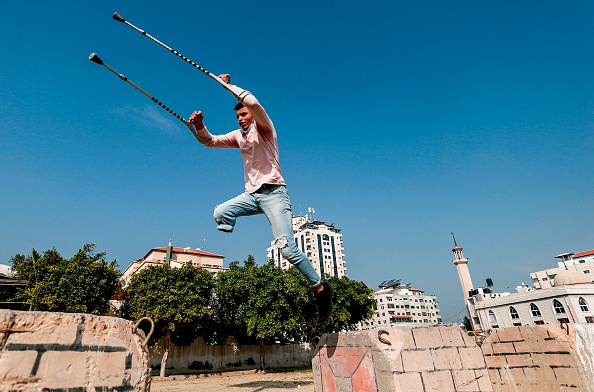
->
[213,185,322,287]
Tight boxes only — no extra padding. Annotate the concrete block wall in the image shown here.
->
[312,325,490,392]
[482,324,594,392]
[150,336,314,374]
[575,324,594,387]
[0,309,151,391]
[314,324,594,392]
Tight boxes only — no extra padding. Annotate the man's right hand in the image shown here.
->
[189,110,204,129]
[218,74,231,84]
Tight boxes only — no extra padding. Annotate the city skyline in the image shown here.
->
[2,1,594,323]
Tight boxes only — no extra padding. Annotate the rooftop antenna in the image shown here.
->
[308,207,316,221]
[451,232,458,247]
[201,233,206,250]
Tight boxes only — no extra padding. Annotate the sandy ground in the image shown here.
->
[150,370,315,392]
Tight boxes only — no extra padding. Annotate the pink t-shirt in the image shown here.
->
[195,93,286,194]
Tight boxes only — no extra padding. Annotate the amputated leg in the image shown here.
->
[213,192,262,233]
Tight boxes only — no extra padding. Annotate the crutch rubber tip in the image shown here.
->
[112,12,125,22]
[88,53,103,65]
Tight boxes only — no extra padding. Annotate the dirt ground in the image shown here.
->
[150,370,315,392]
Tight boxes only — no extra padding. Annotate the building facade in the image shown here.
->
[530,249,594,289]
[474,283,594,330]
[120,243,227,286]
[451,243,594,332]
[0,264,27,310]
[266,214,347,278]
[361,279,442,329]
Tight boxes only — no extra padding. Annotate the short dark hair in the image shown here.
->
[234,102,245,111]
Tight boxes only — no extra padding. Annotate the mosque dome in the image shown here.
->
[554,269,593,286]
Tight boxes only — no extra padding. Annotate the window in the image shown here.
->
[584,270,591,274]
[553,299,566,314]
[488,310,497,323]
[586,317,594,323]
[579,297,589,312]
[530,303,542,317]
[510,306,519,320]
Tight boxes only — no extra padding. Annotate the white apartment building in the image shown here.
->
[530,249,594,289]
[120,242,227,286]
[266,213,347,278]
[452,242,594,332]
[361,279,442,329]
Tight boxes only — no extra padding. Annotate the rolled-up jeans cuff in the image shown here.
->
[311,280,322,289]
[217,224,234,233]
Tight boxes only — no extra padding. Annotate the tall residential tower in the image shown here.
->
[267,212,346,278]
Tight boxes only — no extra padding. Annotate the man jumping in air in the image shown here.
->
[189,74,333,322]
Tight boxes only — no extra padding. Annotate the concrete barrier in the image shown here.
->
[313,324,594,392]
[312,325,490,392]
[0,309,151,391]
[482,324,594,392]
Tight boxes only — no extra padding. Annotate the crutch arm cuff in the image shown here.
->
[225,83,251,102]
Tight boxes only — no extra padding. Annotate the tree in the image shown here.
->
[315,275,375,335]
[120,262,215,376]
[10,244,119,315]
[10,248,62,288]
[215,256,316,368]
[462,316,473,332]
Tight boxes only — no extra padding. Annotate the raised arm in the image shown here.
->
[219,74,275,134]
[189,110,239,148]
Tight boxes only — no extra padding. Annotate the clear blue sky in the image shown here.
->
[2,1,593,323]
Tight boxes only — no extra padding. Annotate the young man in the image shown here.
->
[189,74,333,322]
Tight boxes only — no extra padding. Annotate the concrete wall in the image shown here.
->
[0,309,151,391]
[313,324,594,392]
[149,336,314,375]
[483,324,594,391]
[312,325,490,392]
[575,324,594,386]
